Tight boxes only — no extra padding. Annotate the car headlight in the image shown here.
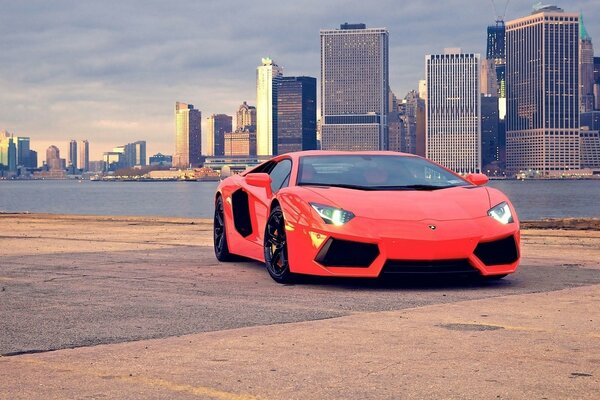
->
[310,203,355,226]
[488,201,514,224]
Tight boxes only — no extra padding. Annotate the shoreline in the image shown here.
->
[1,212,598,231]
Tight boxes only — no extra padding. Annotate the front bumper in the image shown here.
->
[284,216,520,278]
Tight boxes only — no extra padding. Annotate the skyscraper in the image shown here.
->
[595,57,600,110]
[17,137,31,168]
[7,137,16,172]
[486,21,507,116]
[236,101,256,132]
[46,145,65,170]
[174,102,201,168]
[256,58,283,155]
[320,23,389,151]
[580,14,595,112]
[207,114,233,157]
[481,95,499,168]
[0,130,10,169]
[506,6,580,175]
[69,140,78,170]
[79,140,89,172]
[277,76,317,154]
[426,49,481,174]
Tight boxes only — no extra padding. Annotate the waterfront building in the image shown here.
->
[580,130,600,168]
[426,48,481,174]
[486,20,507,118]
[277,76,317,154]
[69,140,77,170]
[481,95,499,168]
[174,102,201,168]
[124,140,146,167]
[594,57,600,110]
[88,160,105,172]
[0,130,10,168]
[256,58,283,155]
[46,145,66,170]
[320,23,389,151]
[236,101,256,132]
[79,140,89,172]
[29,150,37,169]
[206,114,233,157]
[580,15,595,113]
[224,130,257,156]
[16,137,31,168]
[149,153,173,166]
[7,137,17,172]
[506,6,580,175]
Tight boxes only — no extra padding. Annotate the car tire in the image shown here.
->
[264,205,295,284]
[214,196,234,261]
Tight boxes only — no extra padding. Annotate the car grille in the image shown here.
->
[474,235,519,266]
[315,238,380,268]
[381,259,477,274]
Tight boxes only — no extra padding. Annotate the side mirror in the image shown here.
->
[465,173,489,186]
[246,172,272,192]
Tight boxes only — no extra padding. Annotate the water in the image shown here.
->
[0,179,599,220]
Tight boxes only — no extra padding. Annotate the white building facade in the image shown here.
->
[426,49,481,174]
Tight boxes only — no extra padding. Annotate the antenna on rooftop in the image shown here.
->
[490,0,510,22]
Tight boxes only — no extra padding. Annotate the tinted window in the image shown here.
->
[269,159,292,193]
[297,155,468,190]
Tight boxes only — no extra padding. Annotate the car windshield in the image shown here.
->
[297,155,469,190]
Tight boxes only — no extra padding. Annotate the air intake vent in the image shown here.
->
[474,235,518,266]
[315,238,379,267]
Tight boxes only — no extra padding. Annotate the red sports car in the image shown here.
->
[214,151,520,283]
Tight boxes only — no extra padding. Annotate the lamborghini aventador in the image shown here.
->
[213,151,520,283]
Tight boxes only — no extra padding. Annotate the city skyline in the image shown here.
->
[2,1,599,160]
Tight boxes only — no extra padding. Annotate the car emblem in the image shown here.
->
[428,225,437,231]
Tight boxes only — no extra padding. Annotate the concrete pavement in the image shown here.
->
[0,214,598,399]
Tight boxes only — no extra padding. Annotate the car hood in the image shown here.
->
[303,185,491,222]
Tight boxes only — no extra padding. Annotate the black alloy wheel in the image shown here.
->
[264,205,294,283]
[214,196,233,261]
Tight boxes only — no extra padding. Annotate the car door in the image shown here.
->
[244,158,293,247]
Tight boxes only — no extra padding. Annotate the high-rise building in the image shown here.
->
[506,6,580,175]
[486,20,507,118]
[207,114,233,157]
[236,101,256,132]
[46,145,65,170]
[7,137,17,172]
[320,23,389,151]
[580,14,595,112]
[174,102,201,168]
[277,76,317,154]
[595,57,600,110]
[481,95,499,168]
[17,137,31,168]
[69,140,77,169]
[426,49,481,174]
[0,130,10,168]
[29,150,37,169]
[256,58,283,155]
[79,140,89,172]
[123,140,146,167]
[224,130,257,156]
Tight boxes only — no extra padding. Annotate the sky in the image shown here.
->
[1,0,599,162]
